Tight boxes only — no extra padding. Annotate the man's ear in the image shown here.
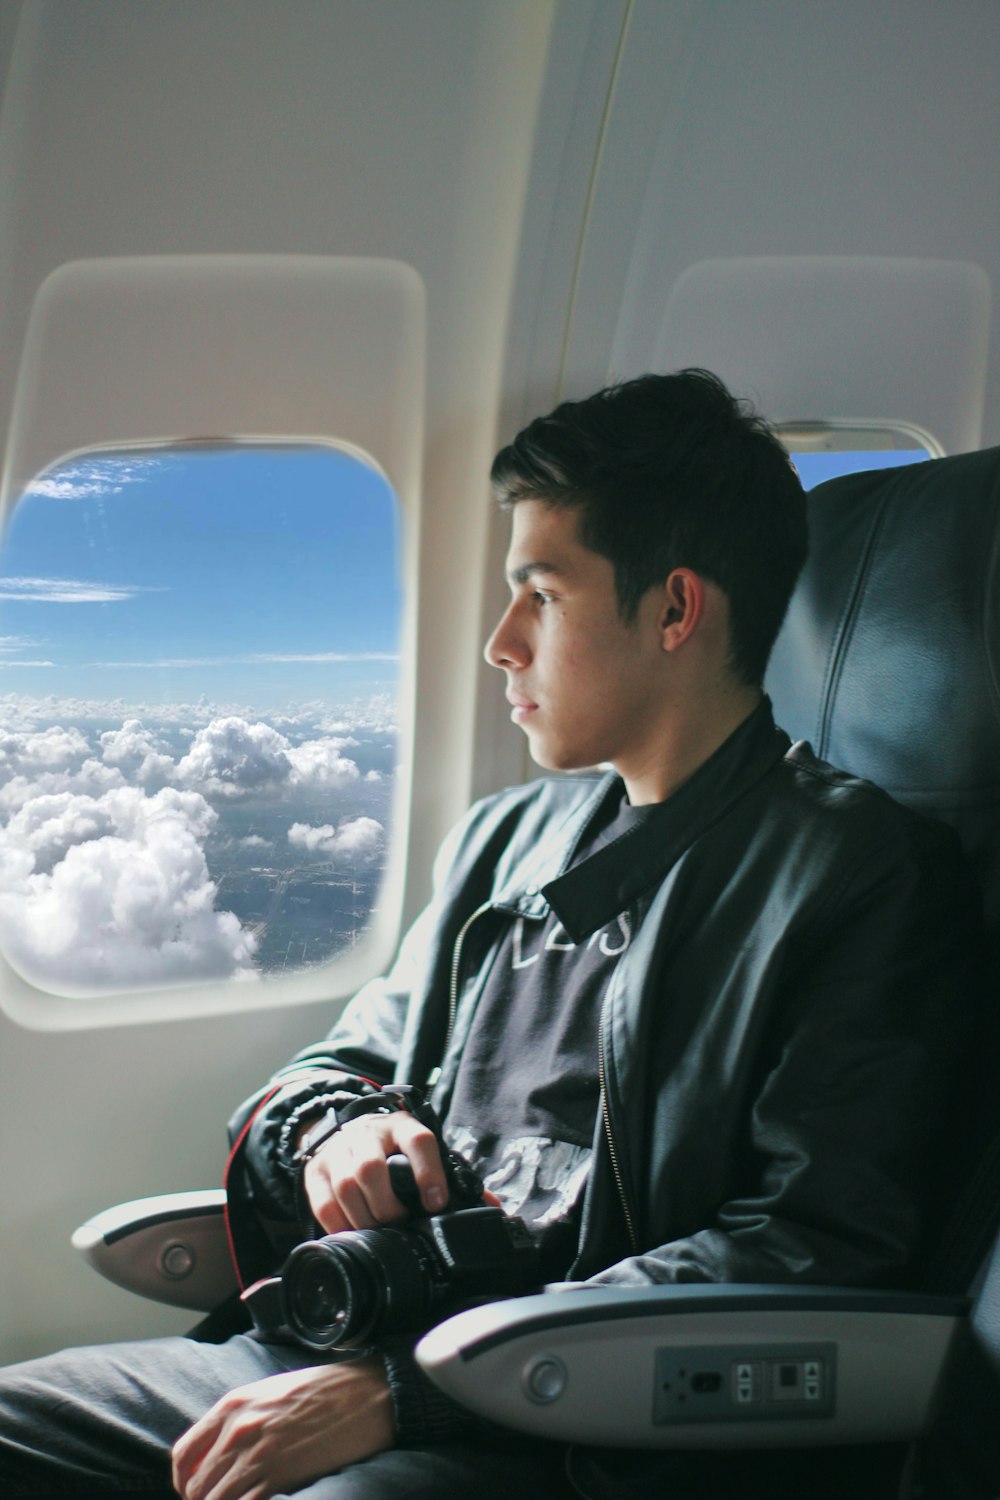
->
[658,568,705,652]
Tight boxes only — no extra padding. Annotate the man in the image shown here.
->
[0,371,979,1499]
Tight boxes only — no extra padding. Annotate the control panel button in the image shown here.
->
[522,1355,567,1404]
[159,1241,195,1280]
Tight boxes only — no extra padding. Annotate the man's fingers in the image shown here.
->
[302,1110,449,1229]
[387,1115,450,1213]
[352,1149,412,1223]
[303,1154,372,1233]
[338,1114,445,1220]
[171,1406,221,1497]
[173,1395,275,1500]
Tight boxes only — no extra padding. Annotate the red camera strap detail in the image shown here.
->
[222,1072,383,1290]
[223,1084,284,1292]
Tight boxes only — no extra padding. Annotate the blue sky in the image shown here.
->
[792,447,928,490]
[0,446,402,706]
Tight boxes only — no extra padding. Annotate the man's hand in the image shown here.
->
[171,1359,393,1500]
[303,1109,450,1233]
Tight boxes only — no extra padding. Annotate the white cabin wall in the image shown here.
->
[586,0,1000,440]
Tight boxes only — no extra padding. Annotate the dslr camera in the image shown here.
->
[243,1090,539,1351]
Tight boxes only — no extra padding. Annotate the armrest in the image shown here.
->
[72,1190,238,1312]
[416,1284,967,1449]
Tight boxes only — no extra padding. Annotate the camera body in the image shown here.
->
[243,1097,539,1351]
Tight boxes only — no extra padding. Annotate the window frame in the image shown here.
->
[0,255,424,1030]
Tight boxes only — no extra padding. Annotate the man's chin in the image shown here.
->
[525,737,562,772]
[526,738,596,775]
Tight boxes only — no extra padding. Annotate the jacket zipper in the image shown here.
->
[427,900,493,1088]
[598,1007,639,1253]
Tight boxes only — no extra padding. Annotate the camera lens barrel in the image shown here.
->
[282,1227,444,1350]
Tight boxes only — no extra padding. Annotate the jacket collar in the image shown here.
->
[493,699,791,941]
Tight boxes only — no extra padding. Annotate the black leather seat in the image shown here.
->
[768,444,1000,952]
[768,445,1000,1498]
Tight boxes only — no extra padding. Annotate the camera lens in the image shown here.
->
[283,1234,383,1350]
[282,1227,444,1350]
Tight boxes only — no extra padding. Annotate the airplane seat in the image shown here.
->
[768,442,1000,1290]
[73,444,1000,1495]
[767,443,1000,1498]
[766,443,1000,987]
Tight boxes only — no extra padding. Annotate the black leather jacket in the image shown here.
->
[242,701,980,1291]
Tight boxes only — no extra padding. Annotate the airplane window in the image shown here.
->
[790,448,931,490]
[777,421,937,491]
[0,445,401,998]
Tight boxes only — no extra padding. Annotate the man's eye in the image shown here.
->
[533,590,553,606]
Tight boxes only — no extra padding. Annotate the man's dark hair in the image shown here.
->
[490,369,807,687]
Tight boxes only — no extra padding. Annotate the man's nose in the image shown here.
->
[484,603,526,669]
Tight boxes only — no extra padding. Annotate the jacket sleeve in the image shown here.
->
[228,807,478,1220]
[584,818,983,1291]
[227,900,439,1217]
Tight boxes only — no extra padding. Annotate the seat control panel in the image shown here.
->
[654,1343,836,1425]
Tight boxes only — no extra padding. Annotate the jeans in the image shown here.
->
[0,1332,575,1498]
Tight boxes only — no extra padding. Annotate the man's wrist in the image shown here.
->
[274,1075,378,1180]
[379,1338,473,1446]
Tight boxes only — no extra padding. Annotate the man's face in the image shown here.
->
[484,500,667,777]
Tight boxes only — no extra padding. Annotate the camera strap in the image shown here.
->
[297,1083,433,1161]
[223,1083,286,1292]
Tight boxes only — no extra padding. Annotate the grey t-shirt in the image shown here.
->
[442,788,666,1276]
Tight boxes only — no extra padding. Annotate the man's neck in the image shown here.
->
[619,686,764,806]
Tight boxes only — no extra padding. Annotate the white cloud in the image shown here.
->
[0,729,128,816]
[0,725,90,771]
[0,576,146,604]
[0,699,396,989]
[174,717,295,797]
[253,652,399,665]
[332,816,384,857]
[6,788,124,872]
[319,693,398,735]
[88,652,398,670]
[25,456,165,501]
[288,816,383,860]
[285,738,361,789]
[0,693,137,730]
[99,720,174,786]
[0,760,127,817]
[0,691,395,736]
[0,636,54,667]
[92,656,239,670]
[288,821,336,853]
[174,717,363,797]
[0,785,256,989]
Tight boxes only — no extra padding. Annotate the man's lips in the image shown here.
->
[507,694,538,723]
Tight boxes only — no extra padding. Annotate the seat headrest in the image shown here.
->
[767,446,1000,916]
